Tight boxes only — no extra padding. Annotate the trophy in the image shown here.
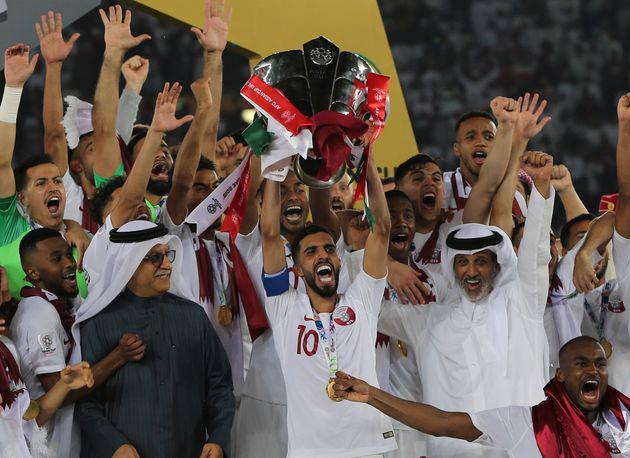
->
[251,36,381,188]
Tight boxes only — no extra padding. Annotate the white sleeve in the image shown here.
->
[116,88,141,144]
[264,287,298,325]
[469,406,534,452]
[516,185,555,319]
[343,268,387,317]
[158,204,187,237]
[613,230,630,307]
[235,222,262,261]
[62,169,84,225]
[377,301,429,344]
[16,304,68,375]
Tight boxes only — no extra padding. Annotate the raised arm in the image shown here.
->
[490,93,551,236]
[110,82,193,227]
[92,5,150,180]
[616,93,630,238]
[117,55,149,144]
[239,155,262,235]
[362,154,391,278]
[167,78,213,225]
[37,11,80,175]
[0,45,38,198]
[463,96,518,224]
[516,151,554,318]
[333,371,481,442]
[191,0,232,161]
[551,164,588,222]
[573,211,615,293]
[261,179,287,274]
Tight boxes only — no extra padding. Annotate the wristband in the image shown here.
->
[0,86,23,123]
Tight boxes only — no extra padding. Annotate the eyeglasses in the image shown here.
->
[142,249,176,268]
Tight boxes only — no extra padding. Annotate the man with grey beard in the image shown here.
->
[377,151,555,458]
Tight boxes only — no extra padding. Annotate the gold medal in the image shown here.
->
[326,379,343,402]
[397,340,408,357]
[218,305,233,326]
[600,338,613,359]
[22,400,40,421]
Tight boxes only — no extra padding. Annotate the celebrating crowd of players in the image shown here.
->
[1,2,629,458]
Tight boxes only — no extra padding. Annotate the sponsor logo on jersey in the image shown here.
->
[333,305,356,326]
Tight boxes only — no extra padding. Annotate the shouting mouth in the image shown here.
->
[315,262,335,285]
[421,192,437,211]
[472,150,487,166]
[151,161,170,182]
[331,199,345,212]
[580,379,601,405]
[390,232,410,251]
[46,195,62,217]
[284,205,303,223]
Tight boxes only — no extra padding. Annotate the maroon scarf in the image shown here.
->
[414,220,442,266]
[80,194,100,235]
[20,287,74,361]
[0,340,24,409]
[193,237,269,341]
[532,377,630,458]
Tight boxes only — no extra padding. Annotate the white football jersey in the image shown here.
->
[265,269,396,458]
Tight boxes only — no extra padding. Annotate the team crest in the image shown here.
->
[608,298,626,313]
[333,306,356,326]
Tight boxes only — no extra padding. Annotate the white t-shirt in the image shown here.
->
[9,294,76,458]
[265,268,396,458]
[62,170,84,227]
[470,404,630,457]
[0,335,35,458]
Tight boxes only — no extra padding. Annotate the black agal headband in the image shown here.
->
[109,224,168,243]
[446,229,503,251]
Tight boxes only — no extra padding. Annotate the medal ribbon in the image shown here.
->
[186,151,252,235]
[311,307,338,378]
[583,281,612,341]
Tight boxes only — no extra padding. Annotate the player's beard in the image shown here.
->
[303,269,339,298]
[457,269,498,303]
[147,177,172,196]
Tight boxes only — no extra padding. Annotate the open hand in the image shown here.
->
[150,82,194,133]
[36,11,80,65]
[191,0,232,53]
[387,260,432,305]
[514,92,551,141]
[99,5,151,52]
[4,44,38,88]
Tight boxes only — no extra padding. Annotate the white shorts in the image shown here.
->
[384,428,427,458]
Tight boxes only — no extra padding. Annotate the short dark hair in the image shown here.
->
[455,111,498,134]
[14,155,57,192]
[511,221,526,246]
[560,213,595,249]
[290,225,336,262]
[197,156,217,173]
[385,189,413,205]
[394,154,441,186]
[558,335,601,363]
[90,176,126,225]
[19,227,64,268]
